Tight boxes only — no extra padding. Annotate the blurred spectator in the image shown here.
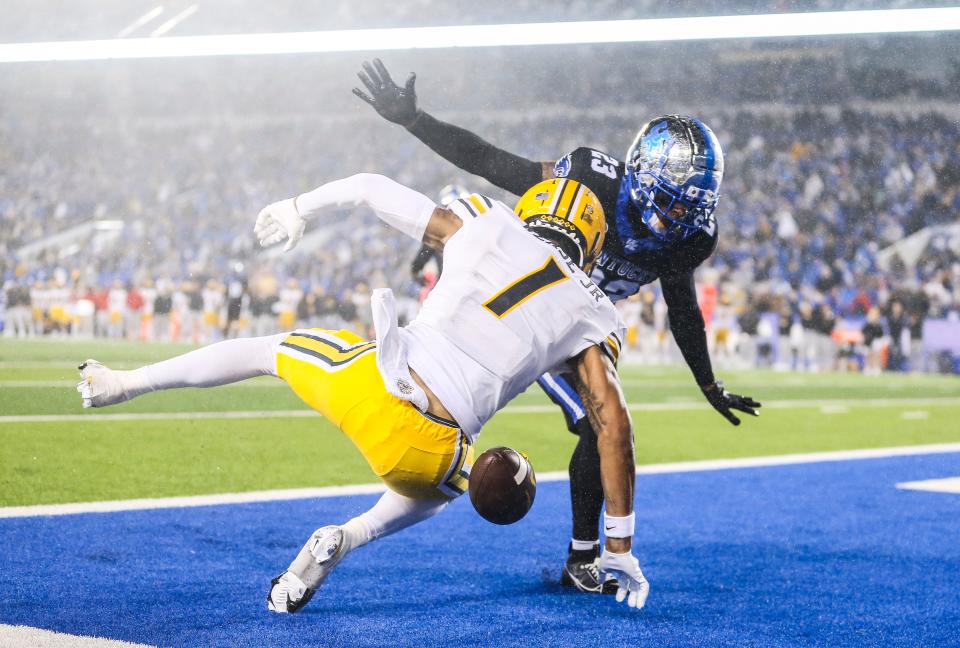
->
[862,307,887,375]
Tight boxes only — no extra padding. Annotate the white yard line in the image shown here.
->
[0,625,151,648]
[896,476,960,494]
[2,396,960,424]
[5,377,957,390]
[3,442,959,519]
[819,405,850,414]
[0,361,145,369]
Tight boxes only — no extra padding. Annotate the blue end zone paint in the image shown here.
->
[2,454,960,647]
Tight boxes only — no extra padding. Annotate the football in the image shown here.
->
[468,447,537,525]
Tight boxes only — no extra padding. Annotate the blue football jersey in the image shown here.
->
[554,147,718,302]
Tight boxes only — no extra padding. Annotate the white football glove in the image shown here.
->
[254,197,306,252]
[598,549,650,610]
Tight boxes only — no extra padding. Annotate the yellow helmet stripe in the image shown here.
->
[556,179,580,218]
[546,178,567,216]
[566,182,587,222]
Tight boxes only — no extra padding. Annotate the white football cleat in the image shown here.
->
[267,525,347,614]
[76,359,129,408]
[267,571,310,614]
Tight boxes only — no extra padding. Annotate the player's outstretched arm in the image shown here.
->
[573,345,649,609]
[660,272,762,425]
[254,173,462,253]
[353,58,551,196]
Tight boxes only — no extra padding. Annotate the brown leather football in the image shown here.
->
[468,447,536,525]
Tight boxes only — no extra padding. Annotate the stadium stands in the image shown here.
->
[2,22,959,373]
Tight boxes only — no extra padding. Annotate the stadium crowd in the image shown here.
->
[3,104,959,373]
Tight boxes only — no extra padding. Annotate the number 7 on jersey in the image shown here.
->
[482,257,568,318]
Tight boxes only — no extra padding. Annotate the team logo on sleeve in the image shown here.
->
[554,155,571,178]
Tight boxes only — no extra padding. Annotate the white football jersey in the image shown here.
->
[400,194,625,442]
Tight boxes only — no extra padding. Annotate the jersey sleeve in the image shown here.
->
[599,329,624,367]
[407,112,544,197]
[554,147,612,179]
[447,192,495,220]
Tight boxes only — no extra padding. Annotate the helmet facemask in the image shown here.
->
[524,217,590,268]
[630,171,716,242]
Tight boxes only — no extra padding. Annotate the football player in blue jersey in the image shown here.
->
[355,59,762,594]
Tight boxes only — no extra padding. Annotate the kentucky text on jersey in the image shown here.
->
[592,251,658,287]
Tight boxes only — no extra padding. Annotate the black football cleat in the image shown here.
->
[560,545,618,595]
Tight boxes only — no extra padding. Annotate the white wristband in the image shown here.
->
[603,512,635,539]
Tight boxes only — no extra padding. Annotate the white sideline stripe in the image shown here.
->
[901,411,930,420]
[0,625,151,647]
[0,484,389,518]
[0,379,286,388]
[0,410,318,423]
[1,380,79,387]
[6,376,957,392]
[3,443,960,519]
[896,476,960,494]
[2,396,960,424]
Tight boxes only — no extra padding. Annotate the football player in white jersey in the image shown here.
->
[76,173,649,612]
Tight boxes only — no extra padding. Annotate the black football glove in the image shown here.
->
[352,58,420,128]
[700,380,761,426]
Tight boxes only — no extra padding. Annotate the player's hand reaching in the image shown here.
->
[353,59,420,127]
[701,380,761,426]
[254,198,306,252]
[598,550,650,609]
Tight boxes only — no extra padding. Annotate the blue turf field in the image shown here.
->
[3,453,960,647]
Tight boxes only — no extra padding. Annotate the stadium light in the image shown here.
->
[1,7,960,63]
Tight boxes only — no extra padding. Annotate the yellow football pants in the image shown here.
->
[275,328,473,500]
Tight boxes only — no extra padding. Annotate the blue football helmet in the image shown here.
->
[624,115,724,242]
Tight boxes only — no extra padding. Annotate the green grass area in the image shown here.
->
[1,338,959,506]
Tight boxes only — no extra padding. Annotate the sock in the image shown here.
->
[124,333,286,395]
[571,538,600,552]
[340,489,449,553]
[569,538,600,563]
